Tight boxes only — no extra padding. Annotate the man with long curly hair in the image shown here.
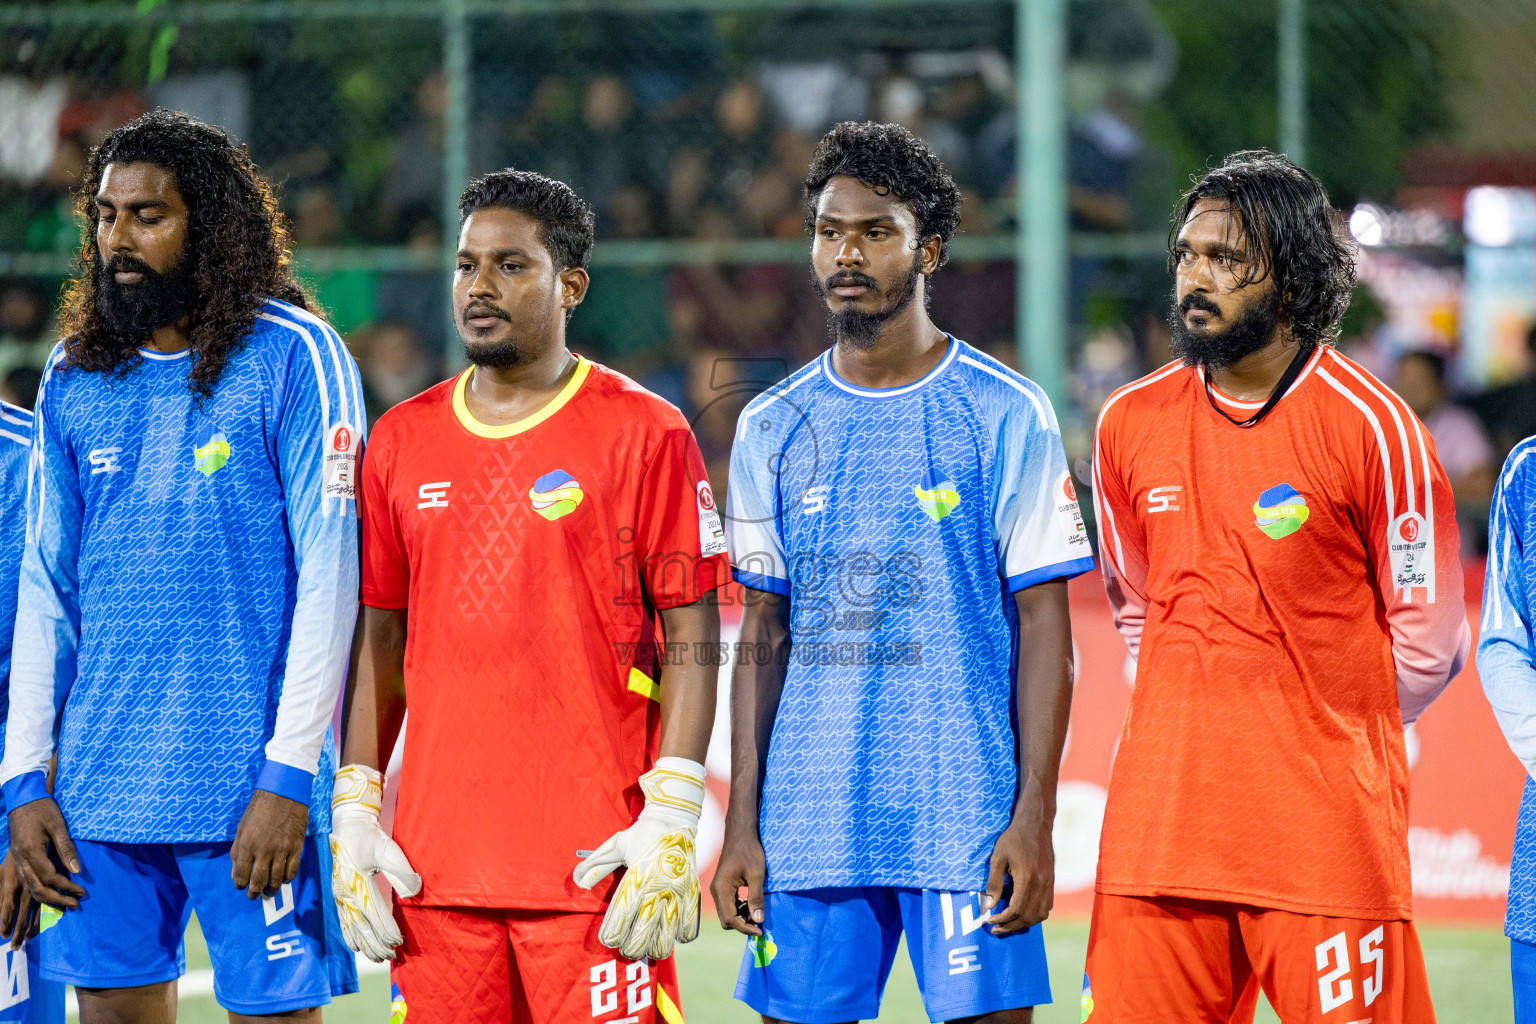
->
[713,121,1090,1023]
[0,110,362,1021]
[1086,151,1468,1021]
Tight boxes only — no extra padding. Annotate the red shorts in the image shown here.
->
[391,904,685,1024]
[1083,893,1435,1023]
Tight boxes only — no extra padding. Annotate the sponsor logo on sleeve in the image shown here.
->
[1389,510,1434,598]
[323,423,357,500]
[698,480,727,556]
[1057,471,1089,547]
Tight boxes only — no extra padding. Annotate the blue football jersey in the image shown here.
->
[0,402,33,854]
[726,338,1094,892]
[1481,436,1536,941]
[0,298,364,843]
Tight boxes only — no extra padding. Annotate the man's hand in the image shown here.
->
[574,758,704,961]
[231,788,309,899]
[330,763,421,962]
[0,852,37,951]
[7,798,83,911]
[709,823,767,937]
[984,797,1055,936]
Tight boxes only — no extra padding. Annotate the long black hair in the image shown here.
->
[1169,149,1357,345]
[58,110,312,399]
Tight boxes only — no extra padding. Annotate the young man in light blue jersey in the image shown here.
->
[1480,436,1536,1022]
[711,122,1093,1023]
[0,111,360,1022]
[0,401,66,1024]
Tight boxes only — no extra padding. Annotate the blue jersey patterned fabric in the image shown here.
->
[1481,437,1536,941]
[726,338,1094,892]
[0,298,364,844]
[0,403,34,855]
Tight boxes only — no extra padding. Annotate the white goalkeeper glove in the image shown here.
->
[329,763,421,963]
[573,757,704,961]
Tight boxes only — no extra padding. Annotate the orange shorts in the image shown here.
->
[391,903,685,1024]
[1082,893,1435,1023]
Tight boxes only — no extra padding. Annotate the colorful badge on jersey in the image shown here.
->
[750,930,778,967]
[389,983,407,1024]
[193,433,230,477]
[1252,483,1309,539]
[529,469,584,521]
[1080,973,1094,1022]
[914,473,962,523]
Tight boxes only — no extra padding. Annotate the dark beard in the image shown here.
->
[96,252,197,340]
[1169,289,1282,370]
[814,253,923,351]
[461,339,536,370]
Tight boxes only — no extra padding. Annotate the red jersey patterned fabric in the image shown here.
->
[1091,345,1470,920]
[360,357,729,910]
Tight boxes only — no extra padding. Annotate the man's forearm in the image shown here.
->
[341,605,408,770]
[1012,580,1073,817]
[726,591,790,829]
[657,595,721,764]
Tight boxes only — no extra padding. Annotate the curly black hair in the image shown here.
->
[459,169,596,272]
[803,122,963,268]
[58,109,312,399]
[1169,149,1357,346]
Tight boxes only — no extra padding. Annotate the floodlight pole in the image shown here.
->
[1017,0,1069,410]
[443,0,470,268]
[1278,0,1306,166]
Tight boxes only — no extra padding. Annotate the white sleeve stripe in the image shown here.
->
[956,355,1049,423]
[0,430,29,447]
[28,345,66,545]
[255,311,335,516]
[735,370,820,441]
[266,300,356,436]
[1328,351,1424,517]
[1490,443,1536,629]
[1318,365,1409,599]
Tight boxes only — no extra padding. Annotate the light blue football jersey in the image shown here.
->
[727,337,1094,892]
[0,403,34,855]
[1481,436,1536,941]
[0,298,364,843]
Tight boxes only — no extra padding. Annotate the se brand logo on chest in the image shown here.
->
[529,469,584,521]
[193,434,230,477]
[1252,483,1310,539]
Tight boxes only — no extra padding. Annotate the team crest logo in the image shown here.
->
[389,983,407,1024]
[529,469,584,521]
[750,930,778,967]
[914,472,961,523]
[1252,483,1309,539]
[1080,973,1094,1022]
[193,433,230,477]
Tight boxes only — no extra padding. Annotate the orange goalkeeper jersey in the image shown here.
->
[1092,345,1470,920]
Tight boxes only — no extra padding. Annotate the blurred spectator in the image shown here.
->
[378,73,447,245]
[0,281,55,379]
[1476,323,1536,460]
[348,321,439,424]
[1395,349,1494,554]
[2,366,41,411]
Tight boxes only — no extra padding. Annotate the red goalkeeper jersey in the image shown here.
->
[360,357,729,909]
[1092,346,1470,920]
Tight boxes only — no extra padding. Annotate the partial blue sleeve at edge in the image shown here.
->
[733,567,791,596]
[255,760,318,804]
[1481,443,1536,779]
[1,771,48,813]
[1007,555,1096,592]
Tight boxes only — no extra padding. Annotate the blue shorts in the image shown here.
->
[735,887,1051,1023]
[1515,936,1536,1023]
[37,835,358,1015]
[0,941,64,1023]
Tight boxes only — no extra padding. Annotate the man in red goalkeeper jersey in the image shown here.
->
[328,170,729,1024]
[1087,151,1468,1022]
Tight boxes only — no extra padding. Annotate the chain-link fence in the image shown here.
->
[0,0,1531,506]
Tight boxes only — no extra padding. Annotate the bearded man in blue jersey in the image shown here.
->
[1,110,361,1022]
[712,122,1092,1023]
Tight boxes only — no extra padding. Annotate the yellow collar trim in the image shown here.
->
[451,356,591,439]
